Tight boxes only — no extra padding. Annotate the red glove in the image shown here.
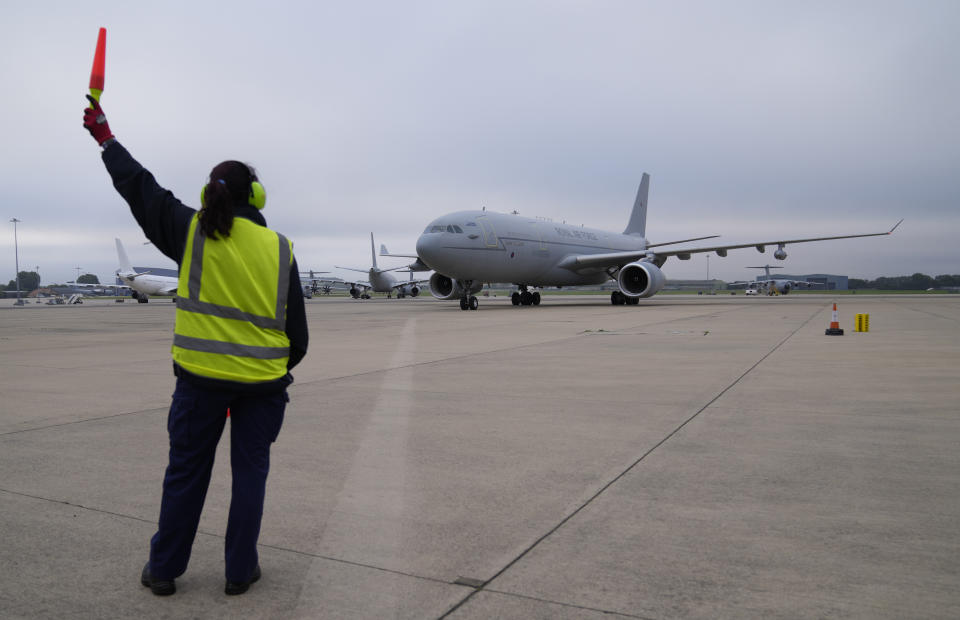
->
[83,94,114,145]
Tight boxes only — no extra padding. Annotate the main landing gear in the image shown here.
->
[610,291,639,305]
[511,285,541,307]
[511,288,541,306]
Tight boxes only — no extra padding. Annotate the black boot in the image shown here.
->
[140,562,176,596]
[225,565,261,595]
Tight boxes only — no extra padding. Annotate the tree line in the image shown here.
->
[2,271,100,291]
[848,273,960,290]
[4,270,959,293]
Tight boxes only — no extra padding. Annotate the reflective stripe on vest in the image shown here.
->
[172,214,292,382]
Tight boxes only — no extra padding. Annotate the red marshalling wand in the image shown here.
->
[89,28,106,103]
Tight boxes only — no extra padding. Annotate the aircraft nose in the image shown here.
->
[415,234,438,269]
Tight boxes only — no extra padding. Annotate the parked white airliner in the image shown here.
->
[115,238,178,302]
[384,174,901,310]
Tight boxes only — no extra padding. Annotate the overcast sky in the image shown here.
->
[3,1,958,285]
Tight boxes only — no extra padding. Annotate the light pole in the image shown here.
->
[10,218,22,305]
[35,265,41,303]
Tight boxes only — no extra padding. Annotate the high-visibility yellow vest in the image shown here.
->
[172,213,292,383]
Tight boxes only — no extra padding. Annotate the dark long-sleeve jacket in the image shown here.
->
[101,141,308,393]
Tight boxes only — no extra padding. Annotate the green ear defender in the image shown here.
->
[249,181,266,210]
[200,180,267,209]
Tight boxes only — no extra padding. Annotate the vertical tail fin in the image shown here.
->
[623,173,650,237]
[115,238,134,273]
[370,232,378,270]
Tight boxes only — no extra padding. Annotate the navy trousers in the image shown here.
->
[149,377,286,583]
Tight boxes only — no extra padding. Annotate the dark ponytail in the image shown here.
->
[199,160,259,239]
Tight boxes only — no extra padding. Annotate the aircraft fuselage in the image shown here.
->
[415,210,646,286]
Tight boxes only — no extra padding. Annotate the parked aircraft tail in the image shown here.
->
[370,232,378,270]
[115,238,134,274]
[623,173,650,237]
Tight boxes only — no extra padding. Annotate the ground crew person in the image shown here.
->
[82,95,309,596]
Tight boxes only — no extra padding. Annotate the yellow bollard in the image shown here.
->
[854,313,870,332]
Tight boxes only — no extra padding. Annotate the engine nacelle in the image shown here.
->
[409,285,420,297]
[774,244,787,260]
[617,261,666,298]
[429,273,482,300]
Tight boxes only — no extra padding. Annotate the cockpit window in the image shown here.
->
[453,225,463,233]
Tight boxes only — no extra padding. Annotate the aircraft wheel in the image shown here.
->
[469,296,479,310]
[532,292,541,306]
[611,291,623,305]
[459,297,469,310]
[511,292,521,306]
[630,296,640,305]
[520,291,532,305]
[138,297,149,303]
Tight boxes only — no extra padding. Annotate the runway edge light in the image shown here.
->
[88,27,106,103]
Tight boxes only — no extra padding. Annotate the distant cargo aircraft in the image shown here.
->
[734,265,823,296]
[383,173,901,310]
[330,233,429,299]
[115,238,178,302]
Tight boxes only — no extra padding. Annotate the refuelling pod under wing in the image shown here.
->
[429,273,483,300]
[617,261,666,298]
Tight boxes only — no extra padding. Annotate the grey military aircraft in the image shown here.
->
[331,233,430,299]
[383,173,901,310]
[734,265,824,296]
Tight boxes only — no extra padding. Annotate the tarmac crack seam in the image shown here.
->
[437,305,823,619]
[0,406,169,437]
[0,487,460,593]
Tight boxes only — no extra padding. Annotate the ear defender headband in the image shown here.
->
[200,178,267,210]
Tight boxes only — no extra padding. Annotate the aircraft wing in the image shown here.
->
[392,279,430,290]
[559,221,902,272]
[321,278,369,289]
[380,247,432,271]
[334,266,370,274]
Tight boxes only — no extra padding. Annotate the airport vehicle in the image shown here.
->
[745,287,759,296]
[114,238,178,302]
[383,174,901,310]
[733,265,823,296]
[328,233,429,299]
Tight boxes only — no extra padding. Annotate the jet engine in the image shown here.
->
[429,273,482,300]
[774,244,787,260]
[409,285,420,297]
[617,261,666,298]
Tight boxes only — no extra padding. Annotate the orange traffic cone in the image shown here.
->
[825,303,844,336]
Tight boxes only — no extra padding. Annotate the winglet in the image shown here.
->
[888,219,904,234]
[623,173,650,237]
